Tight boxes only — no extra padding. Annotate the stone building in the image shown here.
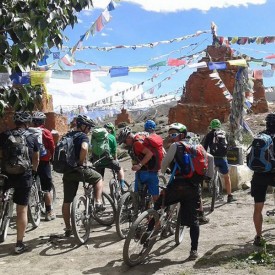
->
[168,45,268,134]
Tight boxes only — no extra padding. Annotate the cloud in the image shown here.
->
[115,0,266,12]
[46,76,143,107]
[101,32,108,36]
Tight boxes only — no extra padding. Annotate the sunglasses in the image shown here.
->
[169,133,180,138]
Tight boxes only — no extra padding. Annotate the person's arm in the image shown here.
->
[132,145,153,172]
[79,141,89,166]
[202,132,210,151]
[161,143,177,174]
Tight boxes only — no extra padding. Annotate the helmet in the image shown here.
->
[168,123,187,134]
[144,120,156,131]
[117,127,132,145]
[266,113,275,133]
[104,122,115,131]
[210,119,221,130]
[76,115,95,127]
[13,112,32,123]
[32,111,46,124]
[265,113,275,123]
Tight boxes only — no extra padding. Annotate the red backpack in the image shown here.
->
[174,141,208,178]
[133,133,164,172]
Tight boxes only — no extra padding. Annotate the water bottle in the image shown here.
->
[182,153,191,175]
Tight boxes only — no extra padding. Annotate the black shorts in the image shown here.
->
[154,179,201,227]
[95,159,121,178]
[37,161,53,192]
[6,171,32,206]
[251,172,275,203]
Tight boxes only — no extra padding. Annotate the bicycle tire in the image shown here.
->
[109,179,130,206]
[93,192,116,226]
[167,203,179,236]
[115,192,135,239]
[0,200,13,243]
[71,195,91,244]
[210,173,223,212]
[175,205,185,245]
[123,208,159,267]
[210,177,216,212]
[28,183,41,228]
[36,177,56,215]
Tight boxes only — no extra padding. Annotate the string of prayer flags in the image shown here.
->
[188,62,207,69]
[72,70,91,84]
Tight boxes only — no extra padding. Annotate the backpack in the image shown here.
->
[91,128,110,158]
[2,130,31,175]
[52,132,81,173]
[210,129,228,157]
[174,141,208,178]
[28,127,47,157]
[246,133,275,173]
[133,133,163,172]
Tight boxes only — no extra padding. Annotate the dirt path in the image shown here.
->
[1,158,275,275]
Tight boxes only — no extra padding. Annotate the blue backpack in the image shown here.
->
[247,133,275,172]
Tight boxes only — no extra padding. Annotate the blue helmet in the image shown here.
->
[144,120,156,131]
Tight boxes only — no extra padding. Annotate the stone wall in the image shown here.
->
[115,108,133,125]
[168,45,268,134]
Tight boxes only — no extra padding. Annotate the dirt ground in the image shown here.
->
[1,155,275,275]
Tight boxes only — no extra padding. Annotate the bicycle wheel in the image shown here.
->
[167,203,179,236]
[109,179,130,206]
[93,192,116,226]
[175,205,185,245]
[71,195,91,244]
[210,173,223,212]
[28,183,41,228]
[0,200,13,243]
[123,208,159,267]
[116,192,136,239]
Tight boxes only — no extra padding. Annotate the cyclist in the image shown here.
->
[0,112,39,254]
[62,115,105,237]
[32,111,56,221]
[251,113,275,246]
[203,119,236,203]
[149,123,203,260]
[117,126,160,202]
[92,122,126,190]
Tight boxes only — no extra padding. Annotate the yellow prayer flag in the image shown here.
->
[227,59,247,67]
[30,71,50,86]
[129,66,148,73]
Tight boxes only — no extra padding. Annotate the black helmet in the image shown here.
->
[76,115,95,127]
[13,112,32,123]
[265,113,275,123]
[266,113,275,133]
[117,127,132,145]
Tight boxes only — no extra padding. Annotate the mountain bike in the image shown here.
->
[70,166,116,244]
[0,173,14,243]
[207,166,223,212]
[108,169,129,207]
[115,175,167,239]
[123,188,183,267]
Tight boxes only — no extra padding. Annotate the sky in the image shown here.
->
[45,0,275,110]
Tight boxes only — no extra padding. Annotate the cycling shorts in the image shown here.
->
[63,167,102,203]
[95,159,121,178]
[37,161,53,192]
[214,158,229,175]
[251,172,275,203]
[134,171,159,196]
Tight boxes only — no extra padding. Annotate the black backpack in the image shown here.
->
[2,129,31,174]
[210,130,228,157]
[52,132,82,173]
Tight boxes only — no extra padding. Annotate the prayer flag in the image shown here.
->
[10,72,30,85]
[208,62,227,70]
[72,70,91,84]
[109,67,129,77]
[30,71,50,85]
[167,58,186,66]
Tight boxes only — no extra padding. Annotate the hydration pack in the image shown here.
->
[2,130,31,175]
[52,132,81,173]
[28,127,47,157]
[210,129,228,157]
[246,133,275,173]
[174,141,208,178]
[91,128,110,158]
